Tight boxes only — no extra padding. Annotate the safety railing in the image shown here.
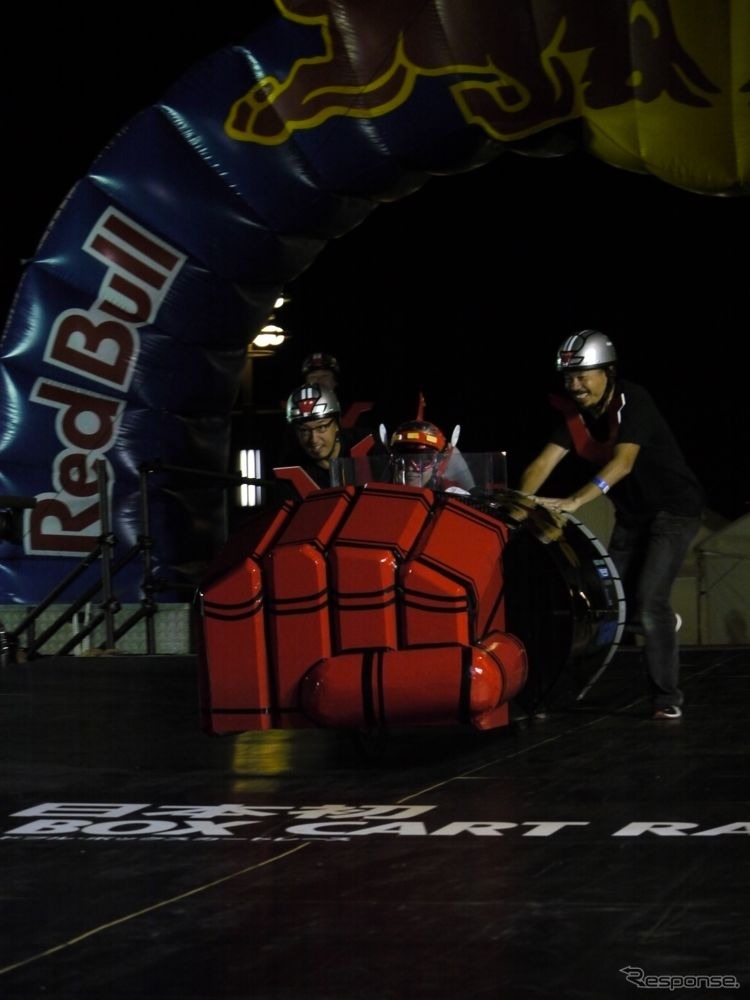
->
[2,458,273,663]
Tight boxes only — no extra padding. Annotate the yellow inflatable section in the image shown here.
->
[227,0,750,194]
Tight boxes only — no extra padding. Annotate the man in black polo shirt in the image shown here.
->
[519,329,704,720]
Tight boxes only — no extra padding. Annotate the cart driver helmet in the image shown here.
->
[389,420,449,486]
[390,420,448,455]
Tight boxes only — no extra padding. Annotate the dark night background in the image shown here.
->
[3,6,748,522]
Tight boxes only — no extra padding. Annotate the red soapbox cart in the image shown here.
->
[195,451,625,736]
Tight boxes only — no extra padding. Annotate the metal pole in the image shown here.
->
[96,460,118,650]
[138,464,157,653]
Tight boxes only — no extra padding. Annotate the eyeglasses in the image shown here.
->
[295,418,335,440]
[405,457,436,472]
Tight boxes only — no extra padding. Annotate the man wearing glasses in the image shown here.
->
[280,383,372,488]
[388,419,473,494]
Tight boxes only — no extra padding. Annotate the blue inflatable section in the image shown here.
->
[0,0,747,604]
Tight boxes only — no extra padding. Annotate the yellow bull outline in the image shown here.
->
[225,4,582,146]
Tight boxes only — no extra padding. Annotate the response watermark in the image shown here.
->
[620,966,740,990]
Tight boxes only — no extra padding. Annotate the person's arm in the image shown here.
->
[518,443,568,494]
[534,441,641,513]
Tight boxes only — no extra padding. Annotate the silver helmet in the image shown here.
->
[556,330,617,372]
[285,383,341,423]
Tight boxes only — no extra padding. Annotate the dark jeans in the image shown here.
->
[608,511,701,709]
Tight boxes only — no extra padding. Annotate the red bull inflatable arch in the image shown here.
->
[1,0,748,606]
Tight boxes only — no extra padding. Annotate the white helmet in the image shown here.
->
[285,383,341,424]
[556,330,617,372]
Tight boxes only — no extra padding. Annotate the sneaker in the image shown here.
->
[653,705,682,720]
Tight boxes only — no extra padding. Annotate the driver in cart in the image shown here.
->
[388,418,474,493]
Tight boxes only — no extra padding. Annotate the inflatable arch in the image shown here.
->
[1,0,748,605]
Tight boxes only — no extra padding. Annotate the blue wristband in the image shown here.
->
[592,476,610,494]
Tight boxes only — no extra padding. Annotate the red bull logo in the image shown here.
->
[226,0,720,146]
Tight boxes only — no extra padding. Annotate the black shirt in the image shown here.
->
[550,378,704,521]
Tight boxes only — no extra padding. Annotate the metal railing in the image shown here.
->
[3,458,274,663]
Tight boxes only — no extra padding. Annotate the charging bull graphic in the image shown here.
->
[0,0,748,611]
[227,0,720,145]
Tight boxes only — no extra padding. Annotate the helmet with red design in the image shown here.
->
[556,330,617,373]
[389,420,448,455]
[285,383,341,424]
[389,420,450,486]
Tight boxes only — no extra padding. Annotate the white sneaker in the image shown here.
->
[653,705,682,720]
